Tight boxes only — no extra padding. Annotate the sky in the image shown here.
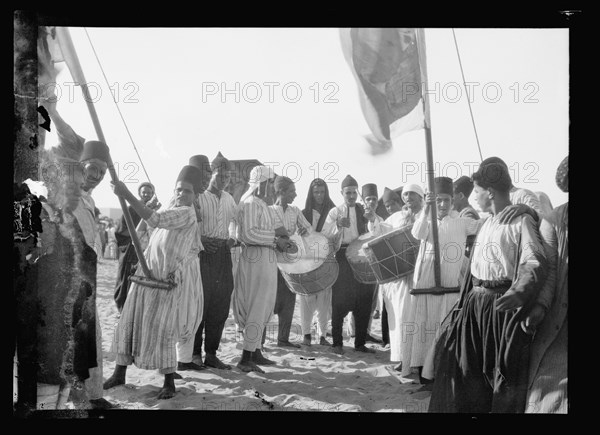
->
[42,27,569,213]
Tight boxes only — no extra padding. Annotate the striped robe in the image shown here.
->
[197,190,237,239]
[232,196,280,352]
[112,206,203,373]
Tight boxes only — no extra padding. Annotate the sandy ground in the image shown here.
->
[24,256,431,413]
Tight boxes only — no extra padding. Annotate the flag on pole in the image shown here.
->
[340,28,428,152]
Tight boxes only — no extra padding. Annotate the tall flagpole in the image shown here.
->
[415,28,441,287]
[54,27,158,284]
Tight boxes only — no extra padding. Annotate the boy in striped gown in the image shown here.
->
[192,152,238,370]
[104,165,205,400]
[232,166,290,373]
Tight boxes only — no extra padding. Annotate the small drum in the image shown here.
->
[277,232,339,296]
[364,225,420,284]
[345,232,379,284]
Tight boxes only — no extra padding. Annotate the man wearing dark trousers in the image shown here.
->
[322,175,377,355]
[191,152,237,370]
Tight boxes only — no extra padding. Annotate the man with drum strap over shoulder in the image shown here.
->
[368,185,425,375]
[262,175,312,349]
[300,178,337,346]
[321,175,378,355]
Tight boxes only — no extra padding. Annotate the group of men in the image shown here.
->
[18,113,568,413]
[103,150,568,415]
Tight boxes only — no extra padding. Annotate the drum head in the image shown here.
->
[364,225,419,283]
[277,232,331,275]
[346,231,378,263]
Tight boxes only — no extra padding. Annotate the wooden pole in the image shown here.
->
[416,28,441,287]
[54,27,155,282]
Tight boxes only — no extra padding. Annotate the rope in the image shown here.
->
[83,28,153,183]
[452,29,484,161]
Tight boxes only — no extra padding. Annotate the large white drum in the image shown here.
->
[277,232,338,296]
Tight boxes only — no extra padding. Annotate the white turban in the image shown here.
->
[402,183,424,198]
[240,165,276,202]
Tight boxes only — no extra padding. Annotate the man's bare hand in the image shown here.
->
[111,181,130,198]
[275,226,288,237]
[146,195,161,210]
[297,226,308,236]
[497,203,534,225]
[337,217,350,228]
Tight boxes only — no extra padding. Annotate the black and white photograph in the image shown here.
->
[13,11,573,421]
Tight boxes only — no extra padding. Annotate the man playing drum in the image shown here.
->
[231,166,289,373]
[368,185,425,374]
[263,176,311,349]
[322,175,378,355]
[300,178,337,347]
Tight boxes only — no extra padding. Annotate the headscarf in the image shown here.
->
[240,165,276,202]
[402,183,424,198]
[302,178,335,232]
